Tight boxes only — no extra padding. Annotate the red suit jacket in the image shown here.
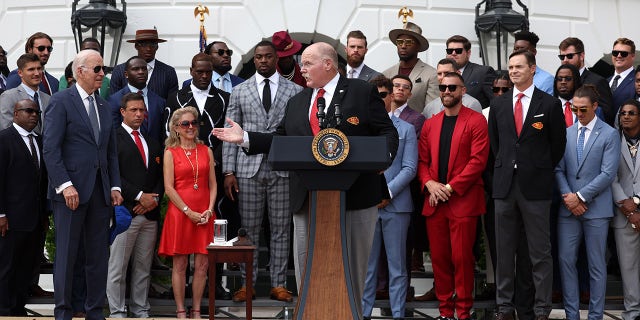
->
[418,106,489,217]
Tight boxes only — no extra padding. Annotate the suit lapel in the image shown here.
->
[299,88,314,135]
[520,90,542,139]
[9,127,36,166]
[577,120,602,170]
[620,133,636,177]
[70,85,98,145]
[430,113,442,178]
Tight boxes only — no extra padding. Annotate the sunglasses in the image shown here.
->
[555,76,573,82]
[619,111,639,116]
[612,50,631,58]
[395,39,415,47]
[178,120,199,128]
[570,106,589,113]
[492,87,510,93]
[215,49,233,56]
[378,91,389,98]
[557,52,582,60]
[393,83,411,90]
[438,84,461,92]
[446,48,464,55]
[83,65,108,74]
[16,108,42,115]
[34,45,53,53]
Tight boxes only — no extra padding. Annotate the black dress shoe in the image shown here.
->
[216,284,232,300]
[29,284,54,297]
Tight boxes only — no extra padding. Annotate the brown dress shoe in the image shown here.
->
[414,287,436,301]
[232,286,255,302]
[29,284,54,297]
[270,286,293,302]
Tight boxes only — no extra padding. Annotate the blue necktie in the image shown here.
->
[577,127,586,163]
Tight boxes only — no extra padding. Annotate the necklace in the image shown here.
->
[628,139,640,158]
[181,146,199,190]
[282,68,294,81]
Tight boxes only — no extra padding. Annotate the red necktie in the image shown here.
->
[514,93,524,136]
[132,130,146,166]
[309,88,326,135]
[564,101,573,128]
[41,73,51,95]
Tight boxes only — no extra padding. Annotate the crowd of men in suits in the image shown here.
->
[0,20,639,320]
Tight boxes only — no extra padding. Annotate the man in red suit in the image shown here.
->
[417,72,489,320]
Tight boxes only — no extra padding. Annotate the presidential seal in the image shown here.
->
[311,128,350,166]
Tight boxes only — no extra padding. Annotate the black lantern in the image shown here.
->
[71,0,127,68]
[475,0,529,70]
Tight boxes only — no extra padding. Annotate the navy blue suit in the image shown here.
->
[5,69,58,96]
[109,87,166,144]
[43,84,121,320]
[609,69,636,115]
[109,60,178,100]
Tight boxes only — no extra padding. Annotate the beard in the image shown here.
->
[215,64,232,74]
[442,95,462,109]
[347,54,364,67]
[558,90,573,101]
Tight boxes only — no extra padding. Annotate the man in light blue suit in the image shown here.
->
[362,76,417,320]
[555,84,620,320]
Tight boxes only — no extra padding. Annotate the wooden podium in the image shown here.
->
[268,136,391,320]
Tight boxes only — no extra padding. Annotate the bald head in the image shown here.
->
[13,99,40,132]
[300,42,339,88]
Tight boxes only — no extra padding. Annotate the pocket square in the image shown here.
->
[532,122,544,130]
[347,116,359,125]
[533,114,544,118]
[415,78,422,83]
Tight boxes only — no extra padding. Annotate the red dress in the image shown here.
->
[159,144,215,256]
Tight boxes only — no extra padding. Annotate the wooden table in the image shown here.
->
[207,244,255,320]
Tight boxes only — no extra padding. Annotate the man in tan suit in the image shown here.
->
[383,22,439,112]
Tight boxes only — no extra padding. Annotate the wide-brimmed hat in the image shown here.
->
[388,22,429,52]
[127,29,167,43]
[272,31,302,58]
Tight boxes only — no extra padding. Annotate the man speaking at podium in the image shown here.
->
[213,42,398,318]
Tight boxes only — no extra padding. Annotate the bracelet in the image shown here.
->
[224,172,235,177]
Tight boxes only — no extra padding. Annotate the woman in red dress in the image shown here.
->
[159,106,216,318]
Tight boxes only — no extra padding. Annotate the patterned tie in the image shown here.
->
[132,130,146,166]
[87,95,100,141]
[28,134,39,169]
[348,69,356,79]
[33,91,40,109]
[577,127,586,163]
[514,93,524,136]
[611,75,621,92]
[0,75,5,90]
[309,88,326,135]
[262,79,271,112]
[564,101,573,127]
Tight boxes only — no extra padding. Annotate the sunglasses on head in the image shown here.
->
[34,45,53,53]
[570,106,589,113]
[446,48,464,55]
[555,76,573,82]
[178,120,199,128]
[492,87,510,93]
[216,49,233,56]
[557,52,582,60]
[395,39,415,47]
[612,50,631,58]
[438,84,460,92]
[378,91,389,98]
[619,111,639,117]
[16,108,42,115]
[83,65,108,74]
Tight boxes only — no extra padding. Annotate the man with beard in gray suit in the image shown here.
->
[345,30,382,82]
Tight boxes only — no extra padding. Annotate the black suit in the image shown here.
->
[462,62,496,109]
[582,69,614,125]
[488,87,566,317]
[0,126,47,315]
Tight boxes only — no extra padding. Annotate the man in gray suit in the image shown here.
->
[0,53,49,133]
[345,30,381,82]
[612,99,640,320]
[222,41,302,303]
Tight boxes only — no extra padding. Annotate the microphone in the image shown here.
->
[334,103,342,126]
[316,97,326,129]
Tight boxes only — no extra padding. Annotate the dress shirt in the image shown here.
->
[255,72,279,105]
[575,116,598,202]
[346,63,364,79]
[146,59,156,83]
[213,72,232,93]
[307,73,340,120]
[19,83,42,106]
[610,66,634,88]
[122,123,149,200]
[127,84,149,108]
[559,97,576,123]
[513,84,535,125]
[392,103,409,118]
[190,83,212,115]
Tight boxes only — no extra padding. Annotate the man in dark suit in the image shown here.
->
[213,42,398,319]
[43,49,123,320]
[5,32,58,96]
[106,93,163,318]
[558,37,614,125]
[345,30,382,82]
[609,38,637,117]
[0,99,47,315]
[109,56,166,144]
[446,35,495,109]
[488,50,566,320]
[109,29,179,100]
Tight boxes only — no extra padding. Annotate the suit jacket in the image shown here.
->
[109,87,166,144]
[612,132,640,228]
[110,59,179,100]
[5,70,58,96]
[43,84,121,205]
[383,59,439,113]
[398,106,425,138]
[418,107,489,217]
[0,126,47,231]
[182,74,245,91]
[357,64,382,82]
[0,86,50,133]
[488,87,567,200]
[247,76,399,212]
[462,62,495,109]
[116,126,163,221]
[384,116,417,213]
[582,69,614,125]
[555,118,619,219]
[608,68,636,115]
[222,74,302,178]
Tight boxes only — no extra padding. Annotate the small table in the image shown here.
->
[207,244,255,320]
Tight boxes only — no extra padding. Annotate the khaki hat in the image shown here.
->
[388,22,429,52]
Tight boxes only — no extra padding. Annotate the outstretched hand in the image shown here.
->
[211,118,245,144]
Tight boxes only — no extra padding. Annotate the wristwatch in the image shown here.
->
[182,205,189,213]
[633,195,640,205]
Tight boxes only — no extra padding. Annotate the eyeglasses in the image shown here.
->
[34,46,53,53]
[446,48,464,55]
[395,39,415,47]
[555,76,573,82]
[570,106,589,113]
[438,84,461,92]
[557,52,582,60]
[215,49,233,57]
[393,83,411,90]
[619,111,639,116]
[612,50,631,58]
[178,120,199,128]
[378,91,389,98]
[136,42,159,49]
[492,87,510,93]
[16,108,42,115]
[82,65,108,74]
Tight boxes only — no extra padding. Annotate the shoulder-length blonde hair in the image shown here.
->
[164,106,203,148]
